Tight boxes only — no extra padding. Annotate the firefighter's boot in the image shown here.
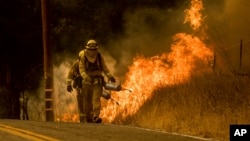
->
[93,117,102,123]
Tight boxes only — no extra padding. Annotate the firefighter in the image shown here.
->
[66,51,85,122]
[79,39,116,123]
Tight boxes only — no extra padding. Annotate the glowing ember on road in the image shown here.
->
[100,0,213,123]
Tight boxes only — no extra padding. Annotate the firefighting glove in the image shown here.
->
[110,77,116,82]
[67,85,73,92]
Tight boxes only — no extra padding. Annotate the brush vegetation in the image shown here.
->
[118,73,250,141]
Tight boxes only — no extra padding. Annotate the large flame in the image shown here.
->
[100,0,213,123]
[184,0,204,31]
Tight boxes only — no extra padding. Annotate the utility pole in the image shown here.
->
[41,0,54,121]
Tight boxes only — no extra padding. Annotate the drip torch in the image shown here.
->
[104,81,132,92]
[102,81,132,105]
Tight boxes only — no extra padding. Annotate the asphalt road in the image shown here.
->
[0,119,215,141]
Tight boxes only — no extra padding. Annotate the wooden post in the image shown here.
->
[213,53,216,71]
[240,39,243,70]
[41,0,54,121]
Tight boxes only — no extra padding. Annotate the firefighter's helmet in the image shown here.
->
[85,39,99,50]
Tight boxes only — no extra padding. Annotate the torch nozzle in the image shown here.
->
[122,88,132,92]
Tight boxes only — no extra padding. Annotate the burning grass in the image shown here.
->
[123,73,250,141]
[100,1,250,140]
[52,0,249,140]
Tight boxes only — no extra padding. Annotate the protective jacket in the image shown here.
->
[79,49,113,84]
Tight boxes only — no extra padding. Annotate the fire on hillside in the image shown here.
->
[100,0,214,123]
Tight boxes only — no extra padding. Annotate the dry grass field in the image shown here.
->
[121,73,250,141]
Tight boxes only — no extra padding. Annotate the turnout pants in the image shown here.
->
[82,83,102,121]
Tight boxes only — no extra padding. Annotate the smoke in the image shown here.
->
[223,0,250,70]
[203,0,250,71]
[22,82,45,121]
[53,62,79,122]
[224,0,250,44]
[24,60,80,121]
[105,0,250,77]
[107,7,191,78]
[25,0,250,121]
[47,4,193,121]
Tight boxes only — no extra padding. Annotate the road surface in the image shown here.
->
[0,119,215,141]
